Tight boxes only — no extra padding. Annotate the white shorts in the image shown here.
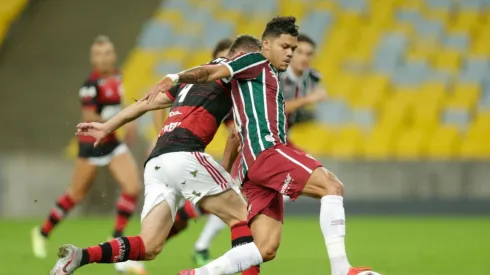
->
[87,143,128,166]
[141,151,240,222]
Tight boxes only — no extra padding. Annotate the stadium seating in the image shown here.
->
[0,0,28,48]
[121,0,490,160]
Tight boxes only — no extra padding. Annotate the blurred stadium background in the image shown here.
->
[0,0,488,274]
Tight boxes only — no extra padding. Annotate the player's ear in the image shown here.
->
[262,38,270,51]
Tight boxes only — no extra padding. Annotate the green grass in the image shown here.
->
[0,216,487,275]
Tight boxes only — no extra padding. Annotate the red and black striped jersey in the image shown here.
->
[78,70,123,144]
[147,58,233,162]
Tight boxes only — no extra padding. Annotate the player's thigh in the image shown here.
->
[172,152,245,222]
[301,167,344,198]
[248,144,322,200]
[198,189,247,226]
[67,158,98,201]
[108,145,142,195]
[139,201,175,259]
[250,213,283,262]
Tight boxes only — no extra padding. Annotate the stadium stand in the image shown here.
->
[116,0,490,160]
[0,0,28,48]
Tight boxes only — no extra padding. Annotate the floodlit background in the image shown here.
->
[0,0,488,274]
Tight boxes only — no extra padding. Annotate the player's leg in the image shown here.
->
[32,158,96,259]
[278,145,376,275]
[166,200,207,242]
[50,158,180,275]
[190,152,243,265]
[178,152,262,275]
[108,145,142,238]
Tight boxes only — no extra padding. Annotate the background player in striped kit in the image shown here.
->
[146,16,379,275]
[31,35,146,275]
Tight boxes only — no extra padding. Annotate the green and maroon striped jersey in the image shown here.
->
[223,52,287,182]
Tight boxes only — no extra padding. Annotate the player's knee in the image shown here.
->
[257,242,280,262]
[121,181,142,196]
[304,168,344,198]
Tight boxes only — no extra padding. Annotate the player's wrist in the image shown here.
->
[166,74,179,83]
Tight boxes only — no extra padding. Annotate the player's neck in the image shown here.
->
[95,68,116,78]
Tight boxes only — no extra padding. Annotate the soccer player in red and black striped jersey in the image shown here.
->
[49,35,262,275]
[146,17,379,275]
[32,35,145,273]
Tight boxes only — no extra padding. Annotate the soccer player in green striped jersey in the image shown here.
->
[147,16,379,275]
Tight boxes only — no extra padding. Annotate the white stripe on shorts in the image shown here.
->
[275,148,313,174]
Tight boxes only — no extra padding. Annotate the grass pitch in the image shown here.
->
[0,216,487,275]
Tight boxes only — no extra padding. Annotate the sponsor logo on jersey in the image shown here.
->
[168,111,182,117]
[163,122,181,133]
[280,173,293,195]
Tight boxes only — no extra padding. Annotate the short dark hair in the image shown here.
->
[262,16,299,40]
[297,33,316,48]
[212,38,233,59]
[228,35,261,56]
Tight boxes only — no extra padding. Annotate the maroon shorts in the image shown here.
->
[242,143,322,223]
[232,139,303,181]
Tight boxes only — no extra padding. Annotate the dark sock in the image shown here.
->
[80,236,145,266]
[40,194,76,237]
[113,193,138,238]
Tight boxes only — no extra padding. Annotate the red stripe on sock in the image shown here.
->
[117,193,137,212]
[58,194,76,210]
[183,200,200,219]
[87,245,103,263]
[127,236,146,261]
[109,239,122,262]
[242,266,260,275]
[231,221,250,240]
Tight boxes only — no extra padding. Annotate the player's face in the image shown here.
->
[214,49,229,59]
[290,41,315,73]
[91,42,117,74]
[263,34,298,72]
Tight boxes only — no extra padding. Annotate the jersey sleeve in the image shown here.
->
[223,52,267,81]
[309,69,322,88]
[165,85,180,102]
[79,81,99,109]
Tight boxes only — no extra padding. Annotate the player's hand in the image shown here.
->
[140,77,174,103]
[308,89,327,103]
[76,122,109,147]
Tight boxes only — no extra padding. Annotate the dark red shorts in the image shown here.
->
[242,143,322,223]
[231,138,303,181]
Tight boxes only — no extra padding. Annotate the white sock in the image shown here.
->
[194,242,263,275]
[194,215,226,251]
[320,195,351,275]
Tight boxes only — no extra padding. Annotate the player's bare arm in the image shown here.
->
[284,85,327,114]
[143,64,231,103]
[221,130,240,173]
[77,92,173,146]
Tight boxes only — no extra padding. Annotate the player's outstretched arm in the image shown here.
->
[142,64,232,103]
[77,92,173,146]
